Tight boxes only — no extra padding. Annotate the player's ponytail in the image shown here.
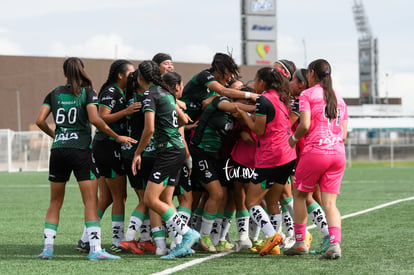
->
[63,57,92,96]
[308,59,337,119]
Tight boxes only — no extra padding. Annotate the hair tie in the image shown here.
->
[275,60,290,76]
[278,68,288,78]
[324,71,331,76]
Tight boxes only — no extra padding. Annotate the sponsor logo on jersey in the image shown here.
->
[60,101,76,105]
[54,132,79,142]
[101,96,112,101]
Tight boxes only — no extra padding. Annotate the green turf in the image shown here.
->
[0,163,413,274]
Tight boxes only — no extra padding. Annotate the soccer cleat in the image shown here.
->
[199,235,217,252]
[305,231,313,249]
[269,245,281,255]
[233,239,252,252]
[182,229,201,250]
[160,245,193,260]
[155,247,170,256]
[38,248,53,260]
[216,240,234,252]
[311,235,330,254]
[284,240,309,256]
[109,245,122,254]
[319,243,341,260]
[120,240,144,254]
[137,240,157,253]
[250,240,264,253]
[88,249,121,261]
[259,232,283,257]
[76,240,90,253]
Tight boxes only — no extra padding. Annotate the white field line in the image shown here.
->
[151,196,414,275]
[306,195,414,230]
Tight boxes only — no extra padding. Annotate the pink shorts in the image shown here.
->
[294,153,346,194]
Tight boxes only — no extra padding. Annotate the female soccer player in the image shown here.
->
[284,59,348,260]
[181,52,258,123]
[152,53,174,74]
[131,60,199,259]
[91,59,137,253]
[236,67,297,256]
[36,57,135,260]
[119,68,153,255]
[289,68,330,254]
[190,90,254,252]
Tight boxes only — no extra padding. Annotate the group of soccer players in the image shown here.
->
[37,52,347,261]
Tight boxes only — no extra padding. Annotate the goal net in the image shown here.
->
[0,129,51,172]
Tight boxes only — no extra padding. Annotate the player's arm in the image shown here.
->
[176,104,191,127]
[207,81,258,102]
[87,104,136,146]
[98,103,140,124]
[342,120,348,142]
[290,112,299,126]
[132,111,155,174]
[36,105,54,138]
[217,100,255,115]
[289,110,310,147]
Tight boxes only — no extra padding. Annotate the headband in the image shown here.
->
[275,60,292,80]
[296,69,308,88]
[153,54,172,65]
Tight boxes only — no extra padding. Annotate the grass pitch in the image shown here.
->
[0,161,413,274]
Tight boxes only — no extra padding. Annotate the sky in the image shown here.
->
[1,0,413,110]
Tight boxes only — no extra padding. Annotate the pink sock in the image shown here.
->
[294,223,306,242]
[328,226,341,244]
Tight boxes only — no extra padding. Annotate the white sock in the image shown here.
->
[87,226,102,253]
[165,213,189,236]
[139,218,152,242]
[269,213,282,233]
[200,216,215,237]
[80,226,88,242]
[282,197,294,218]
[219,216,232,242]
[210,218,223,245]
[43,228,56,250]
[237,216,249,241]
[249,218,261,241]
[125,216,143,241]
[177,206,192,226]
[151,226,167,250]
[112,221,124,247]
[282,206,295,237]
[308,203,329,237]
[249,205,275,239]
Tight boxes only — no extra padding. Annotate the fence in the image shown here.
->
[1,129,414,172]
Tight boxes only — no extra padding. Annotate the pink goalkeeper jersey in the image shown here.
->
[231,126,256,169]
[298,84,348,155]
[255,89,296,168]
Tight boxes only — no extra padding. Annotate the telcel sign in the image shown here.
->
[245,16,276,41]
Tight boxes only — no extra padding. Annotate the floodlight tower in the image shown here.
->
[352,0,378,104]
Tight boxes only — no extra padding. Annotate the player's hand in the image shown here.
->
[116,136,137,147]
[125,102,142,115]
[288,135,297,148]
[131,154,141,175]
